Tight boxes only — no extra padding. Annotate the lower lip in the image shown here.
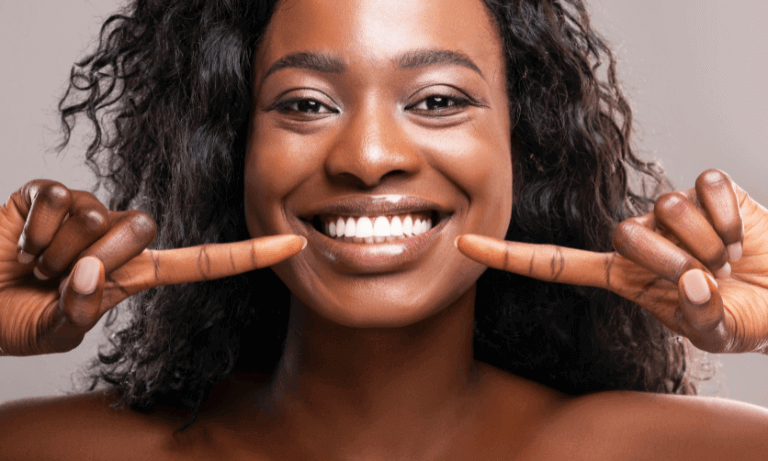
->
[297,216,451,274]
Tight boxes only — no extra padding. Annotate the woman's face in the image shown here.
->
[245,0,512,327]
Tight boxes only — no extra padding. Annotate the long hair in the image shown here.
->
[59,0,704,429]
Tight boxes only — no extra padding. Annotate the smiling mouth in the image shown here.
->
[309,211,440,243]
[294,196,453,272]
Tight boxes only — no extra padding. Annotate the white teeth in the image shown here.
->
[344,217,356,238]
[414,218,423,236]
[373,217,390,243]
[403,216,413,237]
[356,217,373,239]
[390,216,403,238]
[417,219,431,235]
[322,213,434,242]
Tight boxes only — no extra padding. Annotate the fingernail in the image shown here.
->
[300,236,307,250]
[714,262,731,279]
[683,270,711,305]
[18,251,34,265]
[73,257,100,295]
[454,236,460,248]
[33,266,49,281]
[726,242,742,262]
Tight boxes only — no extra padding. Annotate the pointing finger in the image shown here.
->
[110,234,306,297]
[455,234,615,289]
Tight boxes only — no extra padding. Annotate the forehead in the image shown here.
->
[256,0,503,79]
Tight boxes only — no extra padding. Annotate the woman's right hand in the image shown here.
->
[0,180,305,356]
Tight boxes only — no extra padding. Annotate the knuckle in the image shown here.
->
[197,245,213,279]
[35,183,72,210]
[123,211,158,245]
[695,168,731,190]
[73,207,110,235]
[612,219,642,251]
[654,192,689,220]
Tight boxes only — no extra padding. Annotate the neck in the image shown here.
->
[263,286,480,455]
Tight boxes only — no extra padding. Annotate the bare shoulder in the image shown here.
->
[525,390,768,460]
[0,390,192,461]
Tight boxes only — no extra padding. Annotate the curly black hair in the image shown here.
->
[58,0,706,430]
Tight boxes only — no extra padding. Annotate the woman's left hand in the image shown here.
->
[456,169,768,354]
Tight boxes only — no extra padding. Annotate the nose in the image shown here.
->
[324,103,421,188]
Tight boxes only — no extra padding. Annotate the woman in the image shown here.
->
[1,0,767,459]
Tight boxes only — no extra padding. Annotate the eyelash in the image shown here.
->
[272,93,475,117]
[405,94,473,114]
[273,98,337,115]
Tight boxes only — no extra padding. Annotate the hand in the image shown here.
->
[0,180,305,356]
[456,169,768,354]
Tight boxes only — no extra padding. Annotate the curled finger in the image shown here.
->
[15,180,73,264]
[79,210,158,274]
[695,169,744,262]
[35,191,111,280]
[654,191,730,278]
[613,218,705,284]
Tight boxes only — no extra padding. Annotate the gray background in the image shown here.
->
[1,0,767,406]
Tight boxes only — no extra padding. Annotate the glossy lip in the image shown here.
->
[293,195,454,274]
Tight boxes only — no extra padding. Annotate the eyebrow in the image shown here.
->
[263,51,346,80]
[262,49,484,81]
[396,49,484,79]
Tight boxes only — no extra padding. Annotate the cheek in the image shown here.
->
[469,144,513,239]
[469,111,513,239]
[413,119,513,238]
[243,117,318,237]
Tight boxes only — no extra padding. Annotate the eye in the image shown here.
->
[275,98,336,114]
[407,94,473,115]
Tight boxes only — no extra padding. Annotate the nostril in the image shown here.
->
[331,170,410,189]
[324,129,422,188]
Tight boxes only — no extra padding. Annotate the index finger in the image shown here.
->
[455,234,614,289]
[111,234,306,296]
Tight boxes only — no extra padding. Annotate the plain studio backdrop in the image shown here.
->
[1,0,767,406]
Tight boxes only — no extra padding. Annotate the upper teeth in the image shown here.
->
[323,214,433,242]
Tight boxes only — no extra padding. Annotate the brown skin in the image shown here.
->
[2,0,768,459]
[457,170,768,355]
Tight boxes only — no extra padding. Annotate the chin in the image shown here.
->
[278,257,485,329]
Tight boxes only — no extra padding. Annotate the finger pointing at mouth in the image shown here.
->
[454,234,617,289]
[107,234,306,298]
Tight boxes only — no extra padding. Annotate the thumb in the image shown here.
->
[44,256,106,353]
[677,268,730,353]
